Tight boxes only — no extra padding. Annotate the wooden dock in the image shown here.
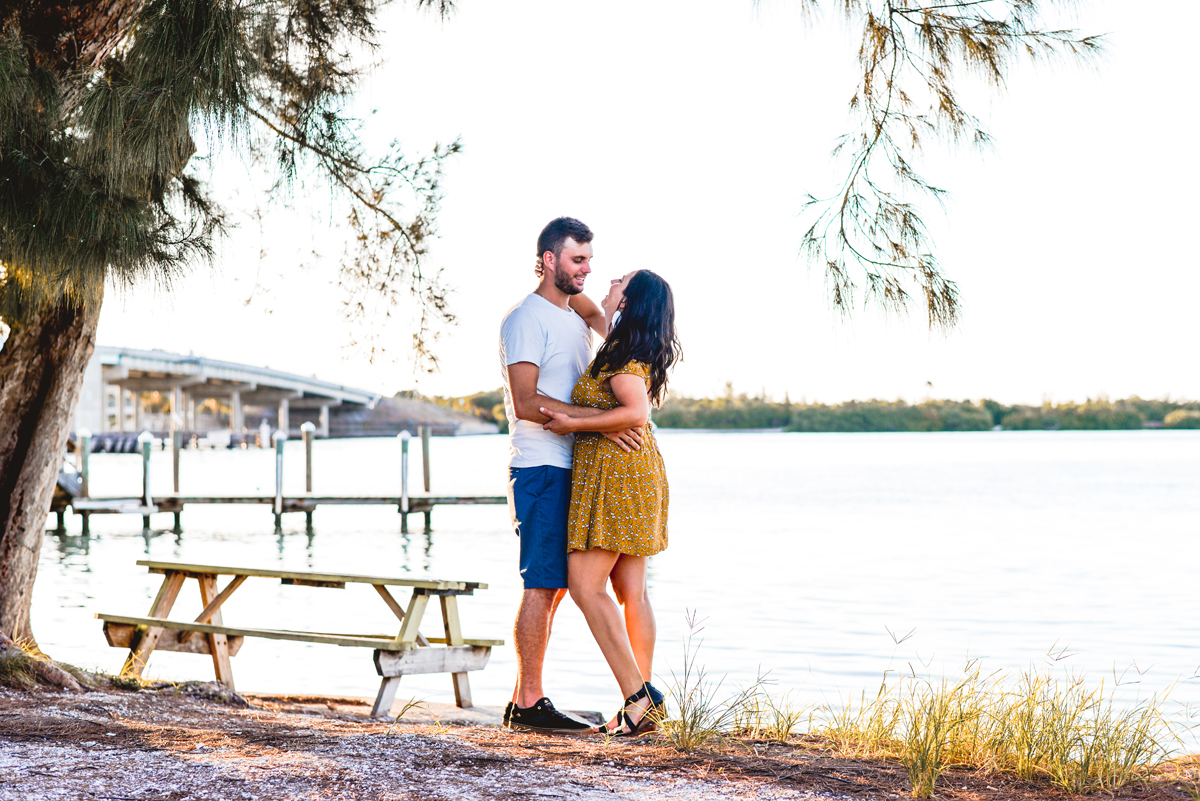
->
[53,427,505,534]
[61,494,504,533]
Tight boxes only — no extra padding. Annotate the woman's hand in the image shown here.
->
[540,407,576,435]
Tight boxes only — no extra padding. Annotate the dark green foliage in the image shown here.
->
[1,0,457,360]
[780,397,1200,433]
[786,400,991,433]
[655,394,794,430]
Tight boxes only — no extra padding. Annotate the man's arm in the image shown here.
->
[567,293,607,337]
[507,362,596,424]
[507,362,642,451]
[541,373,650,434]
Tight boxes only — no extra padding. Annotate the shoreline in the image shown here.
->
[2,684,1195,801]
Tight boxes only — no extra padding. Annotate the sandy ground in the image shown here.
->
[1,685,1193,801]
[0,686,843,800]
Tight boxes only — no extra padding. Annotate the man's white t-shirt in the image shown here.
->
[500,293,593,469]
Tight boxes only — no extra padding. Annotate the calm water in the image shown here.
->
[33,431,1200,735]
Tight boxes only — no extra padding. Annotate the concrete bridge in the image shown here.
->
[75,346,380,443]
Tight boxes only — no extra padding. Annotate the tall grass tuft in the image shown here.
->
[656,611,767,752]
[0,637,44,690]
[655,618,1181,796]
[813,659,1180,797]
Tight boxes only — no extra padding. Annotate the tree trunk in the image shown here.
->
[0,293,101,645]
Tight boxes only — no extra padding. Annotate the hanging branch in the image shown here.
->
[799,0,1103,328]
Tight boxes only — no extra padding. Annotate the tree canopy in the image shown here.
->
[0,0,458,360]
[797,0,1102,328]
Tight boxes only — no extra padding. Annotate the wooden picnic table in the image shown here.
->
[96,560,503,717]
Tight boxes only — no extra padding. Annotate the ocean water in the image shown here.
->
[32,430,1200,738]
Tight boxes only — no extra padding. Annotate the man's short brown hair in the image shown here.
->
[534,217,593,277]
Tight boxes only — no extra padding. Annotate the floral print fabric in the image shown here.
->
[566,360,669,556]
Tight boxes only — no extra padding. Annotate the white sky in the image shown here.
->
[97,0,1200,405]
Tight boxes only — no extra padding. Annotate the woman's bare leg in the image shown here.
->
[568,549,646,706]
[610,554,655,682]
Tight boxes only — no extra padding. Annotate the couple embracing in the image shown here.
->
[499,217,681,737]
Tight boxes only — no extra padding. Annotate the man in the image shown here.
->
[499,216,641,733]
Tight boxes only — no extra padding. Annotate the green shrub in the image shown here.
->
[786,400,990,432]
[1164,409,1200,429]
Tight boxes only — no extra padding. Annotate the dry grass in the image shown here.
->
[806,661,1182,797]
[653,619,1190,798]
[0,636,45,690]
[655,611,767,752]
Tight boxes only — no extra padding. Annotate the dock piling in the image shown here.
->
[301,421,315,530]
[399,431,410,533]
[78,428,91,499]
[78,428,91,535]
[419,425,431,492]
[171,430,183,532]
[273,429,287,531]
[138,430,154,531]
[419,425,431,531]
[172,430,182,492]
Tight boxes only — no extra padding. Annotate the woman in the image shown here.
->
[541,269,681,736]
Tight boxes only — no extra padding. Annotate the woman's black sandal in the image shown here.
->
[602,682,664,737]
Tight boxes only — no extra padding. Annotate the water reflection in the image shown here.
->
[48,530,90,558]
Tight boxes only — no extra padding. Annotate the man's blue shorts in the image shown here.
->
[508,465,571,589]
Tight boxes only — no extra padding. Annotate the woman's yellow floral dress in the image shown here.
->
[567,359,668,556]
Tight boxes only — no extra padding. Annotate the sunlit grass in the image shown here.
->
[654,617,1189,798]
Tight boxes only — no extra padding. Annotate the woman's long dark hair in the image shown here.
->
[591,270,681,407]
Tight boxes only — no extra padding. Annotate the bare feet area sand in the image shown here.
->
[0,684,1191,801]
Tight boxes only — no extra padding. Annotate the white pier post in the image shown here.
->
[171,427,183,533]
[398,430,410,533]
[301,421,315,530]
[419,425,431,531]
[77,428,91,536]
[318,404,330,438]
[273,429,287,531]
[77,428,91,498]
[138,430,154,531]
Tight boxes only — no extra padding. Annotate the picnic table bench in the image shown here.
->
[96,560,504,718]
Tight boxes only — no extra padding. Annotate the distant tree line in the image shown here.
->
[654,392,1200,432]
[424,387,1200,433]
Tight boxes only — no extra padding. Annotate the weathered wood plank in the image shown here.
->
[180,574,247,644]
[423,636,504,647]
[97,614,421,651]
[135,561,478,591]
[440,595,472,707]
[121,571,185,677]
[104,622,244,656]
[371,677,403,718]
[373,646,492,678]
[372,585,431,647]
[198,575,235,690]
[396,595,429,644]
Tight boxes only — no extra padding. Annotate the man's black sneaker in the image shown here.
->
[503,701,514,725]
[505,697,593,734]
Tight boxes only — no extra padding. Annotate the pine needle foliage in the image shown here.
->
[794,1,1104,329]
[1,0,458,363]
